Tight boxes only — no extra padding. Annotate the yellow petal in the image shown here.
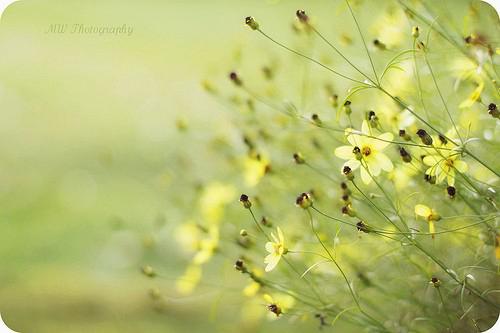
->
[264,254,280,272]
[423,155,440,167]
[277,227,284,244]
[415,204,431,217]
[375,152,394,172]
[344,159,361,171]
[454,160,468,173]
[265,241,274,253]
[372,132,393,150]
[360,166,372,184]
[335,146,355,159]
[361,120,370,135]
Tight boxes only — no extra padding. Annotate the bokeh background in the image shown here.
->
[0,0,498,332]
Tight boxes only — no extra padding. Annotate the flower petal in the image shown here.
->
[361,120,370,135]
[447,169,455,186]
[360,166,372,184]
[454,160,468,173]
[335,146,354,159]
[277,227,284,244]
[372,132,394,150]
[344,159,361,171]
[423,155,440,167]
[415,204,431,217]
[375,153,394,172]
[264,254,280,272]
[265,242,274,253]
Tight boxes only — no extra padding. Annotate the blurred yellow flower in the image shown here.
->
[264,227,287,272]
[243,155,270,187]
[176,264,202,295]
[192,225,219,265]
[423,151,468,186]
[415,204,441,238]
[263,293,295,317]
[199,182,236,224]
[335,120,394,184]
[459,81,484,108]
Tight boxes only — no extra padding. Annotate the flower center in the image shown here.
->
[273,243,282,254]
[362,146,371,156]
[445,159,454,167]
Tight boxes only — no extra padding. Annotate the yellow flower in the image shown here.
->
[422,150,468,186]
[199,182,236,224]
[415,204,441,238]
[264,227,287,272]
[459,81,484,108]
[334,120,394,184]
[192,225,219,265]
[176,264,202,295]
[263,293,295,318]
[243,154,270,187]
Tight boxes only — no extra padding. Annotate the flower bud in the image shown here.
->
[353,146,362,160]
[356,221,371,233]
[296,9,309,23]
[343,166,354,180]
[342,204,356,217]
[142,265,156,278]
[311,114,322,125]
[430,277,441,288]
[240,194,252,209]
[234,259,247,272]
[399,147,412,163]
[296,192,312,209]
[245,16,259,30]
[447,186,456,198]
[373,39,386,50]
[229,71,243,86]
[399,129,411,141]
[240,229,248,237]
[412,26,420,38]
[488,103,500,119]
[267,303,282,316]
[343,100,352,115]
[293,152,305,164]
[416,129,433,145]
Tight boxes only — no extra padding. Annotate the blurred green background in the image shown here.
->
[0,0,498,332]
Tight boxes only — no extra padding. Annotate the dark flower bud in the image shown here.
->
[245,16,259,30]
[234,259,247,272]
[343,100,352,115]
[267,303,282,316]
[412,26,420,38]
[240,194,252,209]
[341,194,350,203]
[296,192,312,209]
[353,146,362,160]
[424,174,436,184]
[430,277,441,288]
[399,129,411,141]
[343,166,354,180]
[356,221,370,233]
[438,134,448,145]
[341,204,356,217]
[293,152,305,164]
[416,129,433,145]
[399,147,412,163]
[296,9,309,23]
[373,39,386,50]
[311,114,322,125]
[229,72,243,86]
[488,103,500,119]
[261,216,272,227]
[340,182,348,190]
[447,186,456,198]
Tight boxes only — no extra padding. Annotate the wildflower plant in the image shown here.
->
[142,1,500,332]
